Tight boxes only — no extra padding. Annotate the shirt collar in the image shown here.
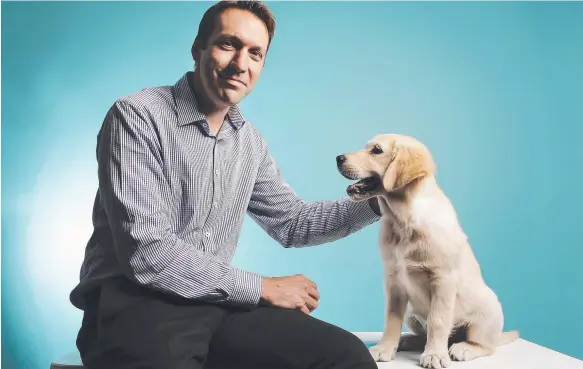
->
[173,71,246,129]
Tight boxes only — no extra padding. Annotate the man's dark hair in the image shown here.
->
[194,0,276,51]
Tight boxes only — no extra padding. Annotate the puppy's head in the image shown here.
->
[336,134,435,201]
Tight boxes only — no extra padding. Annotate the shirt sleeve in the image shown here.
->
[246,136,381,248]
[98,100,262,306]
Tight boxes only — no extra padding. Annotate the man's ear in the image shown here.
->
[191,38,201,64]
[382,145,430,192]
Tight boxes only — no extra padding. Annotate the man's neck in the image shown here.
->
[189,71,230,132]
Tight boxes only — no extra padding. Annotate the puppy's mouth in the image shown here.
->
[346,176,381,195]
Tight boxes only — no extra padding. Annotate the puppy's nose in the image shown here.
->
[336,155,346,165]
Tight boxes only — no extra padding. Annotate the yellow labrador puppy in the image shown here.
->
[336,134,518,369]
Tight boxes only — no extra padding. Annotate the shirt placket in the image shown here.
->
[201,121,225,254]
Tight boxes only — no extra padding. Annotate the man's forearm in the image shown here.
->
[249,195,380,248]
[119,227,263,306]
[289,196,380,247]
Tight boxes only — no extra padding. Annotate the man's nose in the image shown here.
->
[336,155,346,165]
[231,51,249,72]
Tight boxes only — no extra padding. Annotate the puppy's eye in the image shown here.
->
[371,145,383,154]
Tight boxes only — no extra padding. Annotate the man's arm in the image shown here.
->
[246,135,381,248]
[98,100,262,306]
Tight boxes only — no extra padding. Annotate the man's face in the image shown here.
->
[194,8,269,108]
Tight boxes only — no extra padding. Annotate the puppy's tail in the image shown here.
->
[498,330,520,346]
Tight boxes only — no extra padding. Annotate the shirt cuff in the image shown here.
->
[228,268,263,306]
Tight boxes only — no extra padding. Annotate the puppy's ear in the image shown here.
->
[382,145,431,192]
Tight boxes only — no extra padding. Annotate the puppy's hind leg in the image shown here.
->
[448,323,496,361]
[449,302,503,362]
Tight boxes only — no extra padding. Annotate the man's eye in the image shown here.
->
[221,40,234,48]
[371,145,383,154]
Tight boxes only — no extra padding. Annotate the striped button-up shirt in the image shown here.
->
[70,72,380,310]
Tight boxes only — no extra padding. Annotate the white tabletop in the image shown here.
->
[374,339,583,369]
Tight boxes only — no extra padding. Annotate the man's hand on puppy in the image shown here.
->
[260,274,320,314]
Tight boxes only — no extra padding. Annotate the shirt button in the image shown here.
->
[213,202,218,207]
[215,169,219,175]
[205,232,211,238]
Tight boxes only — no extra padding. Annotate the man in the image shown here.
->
[71,1,381,369]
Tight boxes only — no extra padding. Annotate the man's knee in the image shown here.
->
[324,329,377,369]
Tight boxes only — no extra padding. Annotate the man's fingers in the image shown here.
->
[307,279,317,289]
[294,274,317,289]
[306,297,318,312]
[306,285,320,301]
[302,291,318,312]
[295,298,310,314]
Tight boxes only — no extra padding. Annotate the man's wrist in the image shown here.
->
[229,269,263,306]
[260,276,272,299]
[367,197,381,216]
[260,276,267,299]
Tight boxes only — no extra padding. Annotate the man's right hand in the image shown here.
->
[260,274,320,314]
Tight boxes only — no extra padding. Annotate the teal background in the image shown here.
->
[2,1,583,368]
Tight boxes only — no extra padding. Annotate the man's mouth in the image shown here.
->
[219,73,245,87]
[346,176,381,195]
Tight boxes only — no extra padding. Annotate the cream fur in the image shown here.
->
[337,134,518,369]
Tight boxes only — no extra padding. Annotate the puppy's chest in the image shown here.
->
[384,243,436,289]
[386,246,435,311]
[392,245,432,271]
[380,217,421,246]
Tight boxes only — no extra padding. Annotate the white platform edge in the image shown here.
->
[352,331,383,344]
[351,331,583,368]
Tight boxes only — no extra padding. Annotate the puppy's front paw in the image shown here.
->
[369,344,396,362]
[420,351,451,368]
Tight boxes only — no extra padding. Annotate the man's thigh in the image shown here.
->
[77,277,229,369]
[205,305,377,369]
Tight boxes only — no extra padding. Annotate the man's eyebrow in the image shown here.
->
[217,33,265,52]
[217,33,240,41]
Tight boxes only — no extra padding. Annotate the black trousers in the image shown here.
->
[76,277,377,369]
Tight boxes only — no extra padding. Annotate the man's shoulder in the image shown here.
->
[114,84,175,113]
[103,83,178,134]
[240,119,268,147]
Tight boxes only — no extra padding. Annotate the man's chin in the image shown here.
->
[217,88,246,106]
